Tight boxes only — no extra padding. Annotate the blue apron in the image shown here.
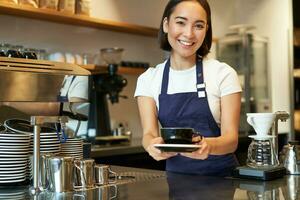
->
[158,58,238,176]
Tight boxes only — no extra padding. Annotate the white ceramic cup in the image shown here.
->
[246,113,276,136]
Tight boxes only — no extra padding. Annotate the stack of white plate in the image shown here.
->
[0,188,28,200]
[0,132,30,184]
[61,138,83,159]
[29,132,61,154]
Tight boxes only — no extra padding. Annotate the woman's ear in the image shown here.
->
[163,17,168,33]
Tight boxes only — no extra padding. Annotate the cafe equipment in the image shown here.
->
[0,57,90,195]
[233,111,289,180]
[48,156,76,193]
[280,141,300,175]
[235,178,284,200]
[94,164,117,186]
[74,159,95,189]
[216,25,271,135]
[88,48,128,142]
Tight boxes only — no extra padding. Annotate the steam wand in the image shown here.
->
[271,111,290,155]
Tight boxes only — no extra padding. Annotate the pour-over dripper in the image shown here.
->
[246,113,276,137]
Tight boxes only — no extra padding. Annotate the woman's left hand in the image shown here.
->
[180,137,211,160]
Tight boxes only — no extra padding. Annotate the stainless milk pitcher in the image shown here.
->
[94,164,117,186]
[48,156,75,193]
[74,159,95,189]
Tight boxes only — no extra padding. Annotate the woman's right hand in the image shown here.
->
[146,137,177,161]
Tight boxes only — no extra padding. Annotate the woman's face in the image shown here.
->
[163,1,208,59]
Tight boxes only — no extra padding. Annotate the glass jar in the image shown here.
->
[23,48,37,59]
[0,43,10,57]
[247,137,279,169]
[7,45,24,58]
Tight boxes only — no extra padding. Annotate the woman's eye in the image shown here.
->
[176,21,185,25]
[195,24,205,29]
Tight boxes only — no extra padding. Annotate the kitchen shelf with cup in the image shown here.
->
[81,64,146,75]
[0,2,158,37]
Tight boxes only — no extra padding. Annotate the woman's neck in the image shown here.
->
[170,53,196,70]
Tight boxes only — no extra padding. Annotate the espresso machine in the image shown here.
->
[233,111,290,180]
[0,57,90,194]
[88,48,128,143]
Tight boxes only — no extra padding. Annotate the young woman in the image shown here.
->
[135,0,242,176]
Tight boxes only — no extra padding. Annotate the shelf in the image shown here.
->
[81,64,146,75]
[294,69,300,78]
[0,2,158,37]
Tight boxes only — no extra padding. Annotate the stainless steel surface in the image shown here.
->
[272,111,290,153]
[94,164,117,186]
[0,57,90,102]
[29,153,54,191]
[31,125,41,195]
[4,165,300,199]
[30,116,69,194]
[74,159,95,189]
[280,141,300,174]
[48,156,75,193]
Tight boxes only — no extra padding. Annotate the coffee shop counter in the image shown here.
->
[1,166,298,200]
[91,137,145,157]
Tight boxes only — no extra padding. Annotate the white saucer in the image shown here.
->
[154,144,201,152]
[248,135,276,140]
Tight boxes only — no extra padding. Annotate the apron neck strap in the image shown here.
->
[161,57,204,95]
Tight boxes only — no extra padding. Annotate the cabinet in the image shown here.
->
[0,2,153,75]
[0,2,158,37]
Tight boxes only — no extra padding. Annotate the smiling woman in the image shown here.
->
[134,0,242,176]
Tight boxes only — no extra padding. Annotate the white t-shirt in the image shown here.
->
[134,58,242,126]
[61,75,89,136]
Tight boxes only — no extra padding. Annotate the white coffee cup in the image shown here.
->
[246,113,276,137]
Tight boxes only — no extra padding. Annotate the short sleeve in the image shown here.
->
[68,76,89,100]
[218,65,242,97]
[134,68,154,98]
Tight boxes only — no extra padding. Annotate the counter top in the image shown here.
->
[1,166,298,200]
[91,138,145,157]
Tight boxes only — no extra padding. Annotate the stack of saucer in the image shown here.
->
[3,118,61,154]
[61,138,83,159]
[29,131,61,154]
[0,132,30,184]
[0,187,28,200]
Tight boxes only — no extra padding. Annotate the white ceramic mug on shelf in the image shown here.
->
[246,113,276,137]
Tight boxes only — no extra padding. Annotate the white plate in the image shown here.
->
[0,159,27,163]
[0,174,26,179]
[248,135,276,140]
[0,155,28,160]
[0,133,29,138]
[0,162,27,167]
[154,144,202,152]
[0,177,26,183]
[0,150,28,154]
[0,165,27,171]
[0,169,27,175]
[0,145,29,149]
[0,136,29,140]
[0,139,29,143]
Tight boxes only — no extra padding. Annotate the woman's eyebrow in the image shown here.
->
[174,16,206,23]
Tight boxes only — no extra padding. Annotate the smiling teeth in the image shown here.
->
[179,40,193,46]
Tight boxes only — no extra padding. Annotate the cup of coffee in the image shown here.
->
[160,128,202,144]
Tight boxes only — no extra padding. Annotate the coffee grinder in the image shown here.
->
[233,111,289,180]
[88,48,127,143]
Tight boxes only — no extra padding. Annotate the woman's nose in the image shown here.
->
[183,25,194,38]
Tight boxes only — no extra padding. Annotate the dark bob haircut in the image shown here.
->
[158,0,212,57]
